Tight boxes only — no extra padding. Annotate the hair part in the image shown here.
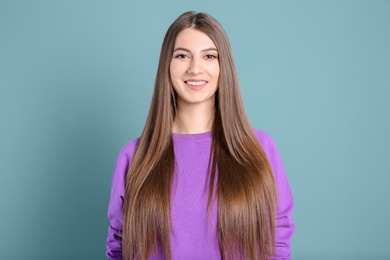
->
[123,11,278,260]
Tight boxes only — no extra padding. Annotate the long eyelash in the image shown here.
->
[206,54,217,59]
[175,54,188,59]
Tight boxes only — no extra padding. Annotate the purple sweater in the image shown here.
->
[106,129,294,259]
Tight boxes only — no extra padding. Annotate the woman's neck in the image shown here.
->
[172,103,215,134]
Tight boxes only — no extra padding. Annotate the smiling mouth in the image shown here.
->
[185,80,207,86]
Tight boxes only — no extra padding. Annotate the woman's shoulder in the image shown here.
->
[252,128,277,151]
[252,127,288,177]
[116,137,140,162]
[109,138,140,190]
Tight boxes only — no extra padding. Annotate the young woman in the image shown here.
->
[106,11,294,260]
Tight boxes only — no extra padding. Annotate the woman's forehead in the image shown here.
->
[174,28,217,50]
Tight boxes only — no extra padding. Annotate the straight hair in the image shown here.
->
[123,11,278,260]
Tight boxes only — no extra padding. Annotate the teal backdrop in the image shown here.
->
[1,1,389,259]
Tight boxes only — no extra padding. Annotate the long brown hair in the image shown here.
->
[123,11,278,260]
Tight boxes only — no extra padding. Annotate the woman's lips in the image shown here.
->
[185,80,207,90]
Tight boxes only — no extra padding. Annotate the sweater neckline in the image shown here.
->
[172,131,212,141]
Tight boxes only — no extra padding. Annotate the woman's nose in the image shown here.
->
[187,57,202,74]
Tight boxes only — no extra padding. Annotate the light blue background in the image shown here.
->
[1,1,389,259]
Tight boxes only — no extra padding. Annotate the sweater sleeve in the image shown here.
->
[254,130,295,259]
[106,140,138,260]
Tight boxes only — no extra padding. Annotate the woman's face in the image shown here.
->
[170,28,220,109]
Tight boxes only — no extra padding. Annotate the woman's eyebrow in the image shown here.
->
[201,47,218,52]
[173,47,218,53]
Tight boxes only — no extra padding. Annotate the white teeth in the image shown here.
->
[186,81,206,86]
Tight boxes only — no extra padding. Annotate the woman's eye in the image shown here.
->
[175,54,189,59]
[205,54,217,59]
